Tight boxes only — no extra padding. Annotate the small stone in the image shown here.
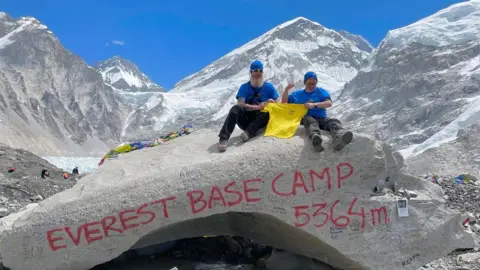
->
[471,224,480,233]
[29,195,43,201]
[467,213,477,224]
[456,252,480,263]
[0,207,9,217]
[407,190,418,197]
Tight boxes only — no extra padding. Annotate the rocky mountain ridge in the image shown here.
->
[0,12,131,156]
[332,0,480,159]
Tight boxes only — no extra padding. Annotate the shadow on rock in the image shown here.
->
[91,236,337,270]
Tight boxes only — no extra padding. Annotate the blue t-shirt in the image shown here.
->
[236,82,279,105]
[287,87,332,118]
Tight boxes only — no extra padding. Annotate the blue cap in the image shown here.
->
[250,60,263,71]
[304,71,318,83]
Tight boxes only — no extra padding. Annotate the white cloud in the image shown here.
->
[111,40,125,46]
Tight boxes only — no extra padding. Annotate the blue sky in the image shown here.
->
[1,0,463,89]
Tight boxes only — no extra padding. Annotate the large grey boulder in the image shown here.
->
[0,129,474,270]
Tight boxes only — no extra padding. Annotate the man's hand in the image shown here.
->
[285,82,295,92]
[267,99,275,103]
[281,82,295,104]
[304,102,315,109]
[246,103,266,111]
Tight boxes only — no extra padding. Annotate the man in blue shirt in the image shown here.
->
[282,71,353,152]
[218,60,280,152]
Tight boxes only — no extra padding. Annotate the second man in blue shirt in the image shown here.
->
[282,71,353,152]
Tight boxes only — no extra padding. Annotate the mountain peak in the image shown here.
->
[277,16,319,28]
[109,55,129,63]
[94,56,165,92]
[0,12,51,51]
[381,0,480,49]
[219,16,368,62]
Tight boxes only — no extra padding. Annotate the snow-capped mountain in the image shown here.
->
[0,12,130,156]
[122,17,372,139]
[94,56,165,93]
[333,0,480,158]
[338,30,374,53]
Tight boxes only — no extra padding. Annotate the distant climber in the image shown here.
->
[218,60,280,152]
[7,167,15,173]
[41,169,50,179]
[282,71,353,152]
[72,167,79,175]
[63,172,69,179]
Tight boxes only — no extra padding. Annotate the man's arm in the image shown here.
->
[237,98,258,110]
[315,89,333,108]
[268,84,280,103]
[281,83,295,103]
[281,90,289,104]
[314,99,332,108]
[236,84,258,110]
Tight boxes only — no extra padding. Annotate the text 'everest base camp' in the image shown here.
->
[0,130,476,270]
[0,0,480,270]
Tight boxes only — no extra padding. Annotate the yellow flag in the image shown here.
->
[262,103,307,139]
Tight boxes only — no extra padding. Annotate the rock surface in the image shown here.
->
[406,121,480,178]
[0,129,474,270]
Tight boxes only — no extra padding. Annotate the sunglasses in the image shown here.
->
[251,69,263,73]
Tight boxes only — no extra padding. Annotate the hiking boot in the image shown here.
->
[311,133,324,152]
[240,131,251,142]
[218,140,228,152]
[332,130,353,151]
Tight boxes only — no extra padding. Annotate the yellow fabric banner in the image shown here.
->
[262,103,307,139]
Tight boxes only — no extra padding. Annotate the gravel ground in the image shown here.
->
[419,179,480,270]
[0,144,79,217]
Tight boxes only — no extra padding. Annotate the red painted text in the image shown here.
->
[271,163,354,197]
[293,196,390,230]
[187,178,263,214]
[46,196,175,252]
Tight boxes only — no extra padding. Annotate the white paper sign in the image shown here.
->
[397,199,409,217]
